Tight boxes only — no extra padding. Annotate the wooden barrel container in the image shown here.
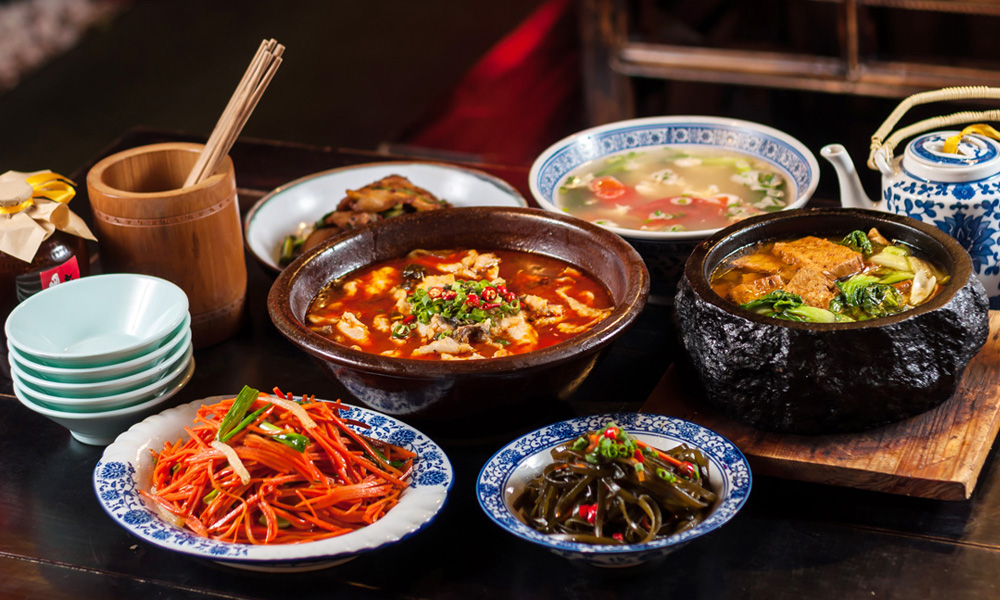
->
[86,142,246,348]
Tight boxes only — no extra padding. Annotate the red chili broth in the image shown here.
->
[306,249,614,359]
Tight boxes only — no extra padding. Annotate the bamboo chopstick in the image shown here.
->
[184,38,284,188]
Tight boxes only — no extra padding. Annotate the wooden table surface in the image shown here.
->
[1,130,999,599]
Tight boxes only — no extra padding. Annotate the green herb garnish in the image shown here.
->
[841,230,873,255]
[259,421,311,453]
[217,385,260,442]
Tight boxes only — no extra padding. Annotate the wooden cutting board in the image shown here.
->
[641,311,1000,500]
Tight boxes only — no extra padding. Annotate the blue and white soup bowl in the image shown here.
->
[528,115,820,242]
[476,412,752,567]
[529,115,819,300]
[825,131,1000,308]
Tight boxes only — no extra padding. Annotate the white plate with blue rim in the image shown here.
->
[94,395,453,572]
[244,161,529,273]
[477,412,751,567]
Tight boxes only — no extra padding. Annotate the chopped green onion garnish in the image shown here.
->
[258,421,310,453]
[217,385,260,442]
[220,403,272,443]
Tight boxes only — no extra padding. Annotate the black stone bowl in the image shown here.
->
[268,206,649,421]
[674,208,989,434]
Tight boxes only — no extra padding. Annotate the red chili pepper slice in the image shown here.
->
[603,427,619,440]
[481,287,498,301]
[427,287,443,299]
[441,290,457,301]
[579,503,598,524]
[495,284,508,296]
[612,533,624,542]
[401,315,415,324]
[465,295,480,307]
[588,176,627,200]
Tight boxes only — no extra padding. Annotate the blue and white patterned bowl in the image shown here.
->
[476,412,751,567]
[529,115,819,242]
[94,395,453,572]
[529,116,818,300]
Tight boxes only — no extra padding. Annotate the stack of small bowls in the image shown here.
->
[5,273,195,445]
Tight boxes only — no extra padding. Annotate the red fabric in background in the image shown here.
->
[401,0,583,166]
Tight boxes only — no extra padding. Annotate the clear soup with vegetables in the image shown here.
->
[555,146,791,233]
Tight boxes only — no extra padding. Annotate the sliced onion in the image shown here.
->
[270,395,317,429]
[868,227,890,246]
[211,439,251,485]
[908,256,937,305]
[153,502,186,528]
[911,271,936,305]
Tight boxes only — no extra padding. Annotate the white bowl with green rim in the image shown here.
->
[10,327,192,398]
[10,345,193,413]
[12,357,196,445]
[5,273,189,368]
[7,313,191,383]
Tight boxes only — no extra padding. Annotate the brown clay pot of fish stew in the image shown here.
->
[268,206,649,422]
[674,208,989,434]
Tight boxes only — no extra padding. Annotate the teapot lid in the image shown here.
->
[903,131,1000,183]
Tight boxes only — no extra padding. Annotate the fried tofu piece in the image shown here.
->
[772,236,863,279]
[784,268,837,309]
[730,252,786,275]
[729,274,784,305]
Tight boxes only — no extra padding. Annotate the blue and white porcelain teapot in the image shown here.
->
[821,86,1000,307]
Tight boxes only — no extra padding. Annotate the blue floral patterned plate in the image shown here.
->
[94,395,452,572]
[476,412,751,567]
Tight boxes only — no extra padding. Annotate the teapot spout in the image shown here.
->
[820,144,877,210]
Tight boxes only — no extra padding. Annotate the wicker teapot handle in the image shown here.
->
[868,86,1000,172]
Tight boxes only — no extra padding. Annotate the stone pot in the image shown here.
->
[674,208,989,434]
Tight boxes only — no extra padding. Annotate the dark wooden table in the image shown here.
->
[1,131,999,599]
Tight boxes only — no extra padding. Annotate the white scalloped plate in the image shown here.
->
[94,395,453,571]
[244,161,528,272]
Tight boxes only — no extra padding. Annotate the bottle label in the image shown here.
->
[15,256,81,302]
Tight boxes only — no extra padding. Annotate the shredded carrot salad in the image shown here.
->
[139,387,414,545]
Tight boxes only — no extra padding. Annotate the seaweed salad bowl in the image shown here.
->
[674,208,990,434]
[476,412,751,567]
